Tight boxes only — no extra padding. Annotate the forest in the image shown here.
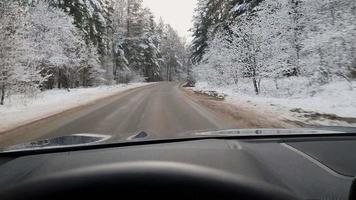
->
[191,0,356,96]
[0,0,189,105]
[2,0,356,106]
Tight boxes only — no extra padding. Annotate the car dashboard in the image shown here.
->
[0,135,355,200]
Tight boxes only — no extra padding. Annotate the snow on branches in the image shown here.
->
[193,0,356,96]
[0,1,102,104]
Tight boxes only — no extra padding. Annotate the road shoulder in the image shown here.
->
[181,86,299,129]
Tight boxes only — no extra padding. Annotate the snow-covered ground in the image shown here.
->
[0,83,154,132]
[194,80,356,127]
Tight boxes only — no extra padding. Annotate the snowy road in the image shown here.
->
[0,82,236,147]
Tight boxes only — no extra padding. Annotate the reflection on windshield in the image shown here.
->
[196,129,346,136]
[1,134,111,153]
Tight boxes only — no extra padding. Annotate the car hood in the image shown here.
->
[1,127,355,153]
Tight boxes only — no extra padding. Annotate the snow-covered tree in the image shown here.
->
[123,0,145,77]
[0,1,48,104]
[190,0,242,64]
[160,24,188,81]
[300,0,356,83]
[140,8,161,81]
[1,0,190,105]
[22,1,91,89]
[0,1,25,104]
[109,0,131,83]
[192,0,356,95]
[80,42,106,86]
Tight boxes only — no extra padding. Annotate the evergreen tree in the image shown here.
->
[190,0,243,64]
[141,8,161,81]
[124,0,145,76]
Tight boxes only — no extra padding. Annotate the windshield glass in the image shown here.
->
[0,0,355,150]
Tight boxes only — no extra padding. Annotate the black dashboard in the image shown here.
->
[0,135,355,199]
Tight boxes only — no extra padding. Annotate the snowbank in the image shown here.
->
[194,80,356,127]
[0,83,154,132]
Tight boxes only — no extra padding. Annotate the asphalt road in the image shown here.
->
[0,82,236,147]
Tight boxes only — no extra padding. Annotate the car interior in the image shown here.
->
[0,132,355,200]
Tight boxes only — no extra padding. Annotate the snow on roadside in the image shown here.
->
[0,83,155,132]
[194,81,356,127]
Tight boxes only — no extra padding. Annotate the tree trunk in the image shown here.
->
[126,0,131,38]
[274,78,279,90]
[166,65,170,81]
[252,77,259,95]
[57,69,62,89]
[0,84,5,105]
[258,78,262,91]
[330,4,335,26]
[318,47,329,83]
[290,0,301,75]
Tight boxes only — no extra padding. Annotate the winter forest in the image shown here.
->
[0,0,189,105]
[191,0,356,96]
[1,0,356,106]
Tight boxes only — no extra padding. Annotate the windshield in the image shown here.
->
[0,0,355,150]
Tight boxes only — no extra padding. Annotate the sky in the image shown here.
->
[142,0,197,40]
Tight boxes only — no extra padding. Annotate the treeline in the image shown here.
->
[0,0,189,105]
[191,0,356,95]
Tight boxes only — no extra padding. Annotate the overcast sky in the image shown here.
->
[142,0,197,40]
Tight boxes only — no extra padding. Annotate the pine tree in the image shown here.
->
[141,8,161,81]
[124,0,145,76]
[190,0,243,64]
[160,25,187,81]
[190,0,210,64]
